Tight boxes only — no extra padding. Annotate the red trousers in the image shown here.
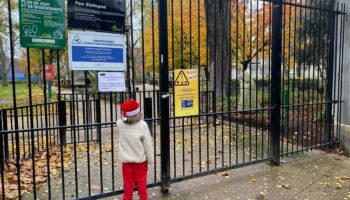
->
[122,162,148,200]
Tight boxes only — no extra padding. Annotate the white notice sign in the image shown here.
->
[98,72,126,92]
[68,30,126,71]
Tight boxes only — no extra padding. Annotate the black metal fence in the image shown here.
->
[0,0,346,199]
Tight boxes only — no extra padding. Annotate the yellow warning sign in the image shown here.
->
[174,71,189,86]
[174,69,199,117]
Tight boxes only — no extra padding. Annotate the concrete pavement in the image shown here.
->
[114,150,350,200]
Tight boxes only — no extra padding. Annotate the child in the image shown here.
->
[117,99,154,200]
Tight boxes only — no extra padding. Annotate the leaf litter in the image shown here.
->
[0,145,73,199]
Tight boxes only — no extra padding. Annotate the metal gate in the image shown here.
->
[0,0,346,199]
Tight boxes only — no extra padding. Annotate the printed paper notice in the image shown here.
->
[174,69,199,117]
[98,72,126,92]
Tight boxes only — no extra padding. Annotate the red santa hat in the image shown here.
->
[121,99,140,121]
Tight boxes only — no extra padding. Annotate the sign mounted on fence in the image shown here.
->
[98,72,126,92]
[68,0,125,33]
[174,69,199,117]
[68,30,126,71]
[19,0,66,49]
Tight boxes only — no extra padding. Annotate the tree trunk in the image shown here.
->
[2,68,8,86]
[205,0,231,106]
[48,49,55,64]
[0,39,8,86]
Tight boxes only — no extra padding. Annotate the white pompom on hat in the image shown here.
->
[120,99,140,121]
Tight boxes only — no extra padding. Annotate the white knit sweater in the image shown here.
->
[117,119,154,164]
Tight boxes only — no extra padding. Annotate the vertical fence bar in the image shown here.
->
[311,1,318,150]
[42,49,52,199]
[0,110,5,200]
[96,95,102,142]
[109,92,115,190]
[270,0,283,165]
[21,109,26,158]
[197,0,202,171]
[58,101,67,146]
[261,0,266,158]
[326,12,335,143]
[337,5,345,142]
[144,98,153,133]
[56,50,66,200]
[97,92,103,193]
[84,71,92,195]
[332,6,339,144]
[170,0,176,178]
[2,111,9,161]
[0,110,5,199]
[227,0,232,165]
[130,0,136,99]
[70,71,79,197]
[26,48,38,199]
[158,0,170,192]
[235,0,239,164]
[7,0,22,197]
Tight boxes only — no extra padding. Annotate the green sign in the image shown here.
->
[19,0,66,49]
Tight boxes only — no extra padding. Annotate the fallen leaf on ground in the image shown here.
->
[217,173,229,177]
[282,183,291,189]
[335,183,342,189]
[336,176,349,181]
[249,178,256,184]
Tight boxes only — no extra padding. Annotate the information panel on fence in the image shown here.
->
[174,69,199,117]
[68,30,126,71]
[98,72,126,92]
[19,0,66,49]
[68,0,125,33]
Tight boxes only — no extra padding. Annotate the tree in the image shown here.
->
[205,0,230,99]
[231,1,272,71]
[0,0,19,86]
[295,0,333,93]
[143,0,273,98]
[143,0,207,73]
[142,0,298,104]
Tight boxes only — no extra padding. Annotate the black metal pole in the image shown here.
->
[26,48,37,199]
[144,97,153,134]
[126,29,132,97]
[57,50,67,147]
[7,0,21,197]
[2,111,8,161]
[158,0,170,193]
[270,0,283,165]
[0,110,4,200]
[326,12,335,143]
[42,49,52,199]
[96,94,102,142]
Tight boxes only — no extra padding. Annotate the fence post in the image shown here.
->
[283,87,289,136]
[270,0,283,165]
[2,110,9,161]
[96,95,102,142]
[0,110,4,171]
[326,12,335,143]
[58,101,67,146]
[158,0,171,193]
[144,97,153,134]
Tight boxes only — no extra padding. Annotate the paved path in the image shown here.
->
[111,150,350,200]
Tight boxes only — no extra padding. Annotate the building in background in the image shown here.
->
[335,0,349,152]
[0,62,26,81]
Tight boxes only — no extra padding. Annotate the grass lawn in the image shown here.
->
[0,83,57,109]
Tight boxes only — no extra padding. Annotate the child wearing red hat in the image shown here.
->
[117,99,154,200]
